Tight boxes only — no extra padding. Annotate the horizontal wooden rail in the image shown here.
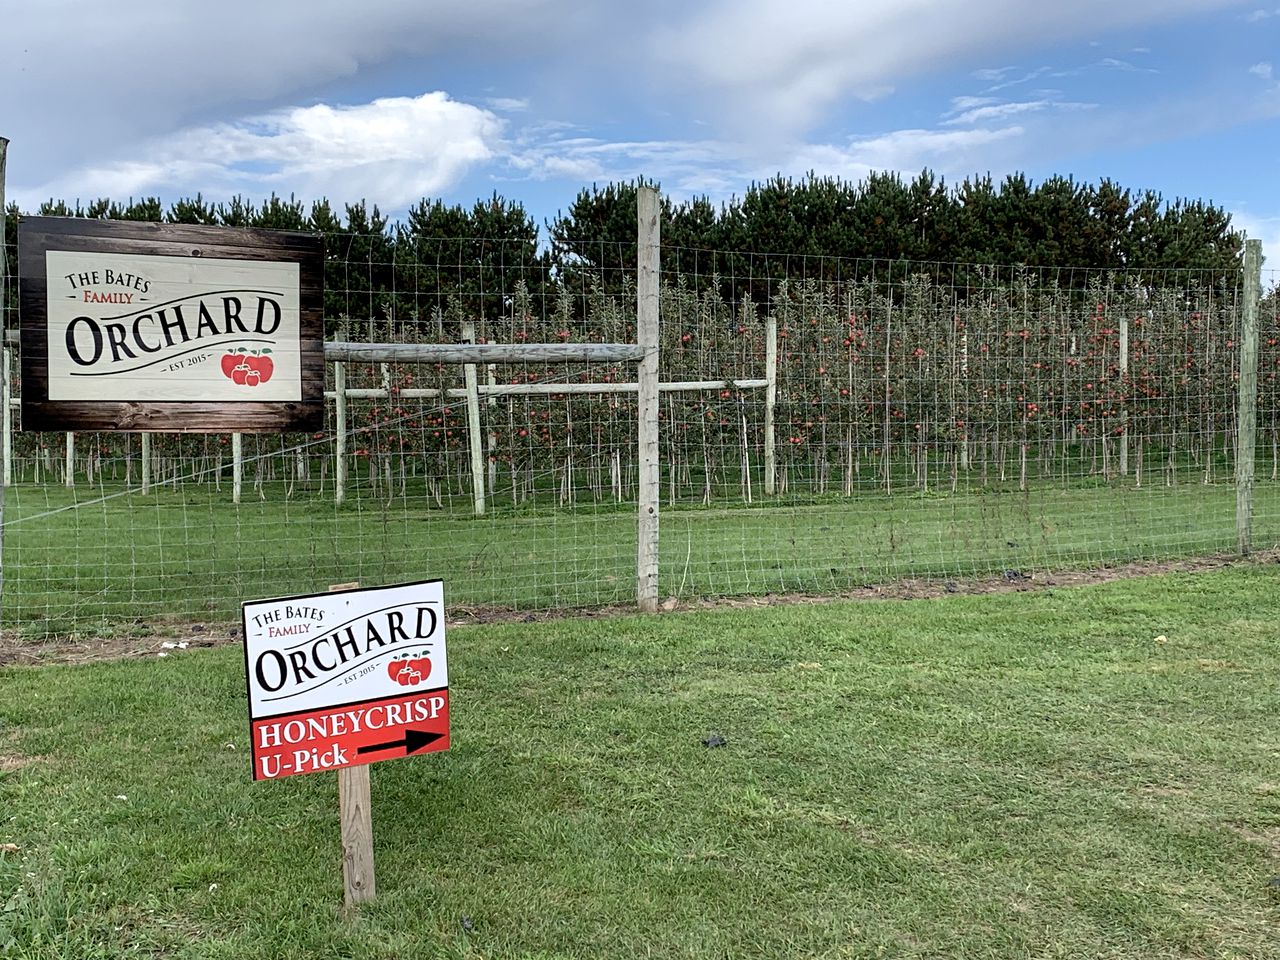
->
[321,378,767,401]
[324,342,645,364]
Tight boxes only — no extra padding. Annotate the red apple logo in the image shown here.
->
[245,351,274,383]
[221,347,274,387]
[387,655,432,686]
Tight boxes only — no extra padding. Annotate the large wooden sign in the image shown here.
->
[18,217,324,432]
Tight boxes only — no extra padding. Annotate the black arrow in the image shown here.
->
[357,728,445,756]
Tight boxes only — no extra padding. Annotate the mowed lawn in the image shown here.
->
[2,566,1280,958]
[6,473,1280,634]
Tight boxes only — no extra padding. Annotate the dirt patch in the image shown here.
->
[1232,824,1280,857]
[0,625,234,667]
[2,550,1276,666]
[0,735,44,772]
[0,753,43,773]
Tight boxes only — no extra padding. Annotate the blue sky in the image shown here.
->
[2,0,1278,256]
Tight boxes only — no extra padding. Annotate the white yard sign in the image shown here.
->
[242,580,450,781]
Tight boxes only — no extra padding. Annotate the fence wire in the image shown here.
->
[0,227,1276,637]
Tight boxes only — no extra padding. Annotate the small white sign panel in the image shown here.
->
[46,249,302,402]
[243,580,448,719]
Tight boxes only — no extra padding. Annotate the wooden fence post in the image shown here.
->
[1119,316,1129,478]
[486,342,498,499]
[334,362,347,506]
[141,432,151,494]
[232,433,243,504]
[636,186,661,612]
[1236,238,1262,555]
[64,432,74,488]
[0,136,7,605]
[461,321,486,516]
[2,348,11,487]
[764,314,778,496]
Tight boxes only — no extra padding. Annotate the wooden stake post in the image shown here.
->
[636,186,661,612]
[329,581,375,908]
[0,137,8,601]
[1237,239,1262,555]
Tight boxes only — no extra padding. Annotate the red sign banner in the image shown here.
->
[250,689,450,781]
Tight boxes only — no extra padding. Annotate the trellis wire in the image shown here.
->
[656,244,1274,597]
[0,221,1275,637]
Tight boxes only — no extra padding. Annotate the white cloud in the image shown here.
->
[23,93,504,212]
[486,98,531,112]
[1230,210,1280,272]
[948,96,1003,112]
[792,126,1024,180]
[985,66,1054,93]
[657,0,1242,136]
[1250,62,1274,80]
[1245,7,1280,21]
[509,123,1026,206]
[1,0,574,175]
[507,136,744,195]
[1094,57,1157,73]
[943,99,1097,126]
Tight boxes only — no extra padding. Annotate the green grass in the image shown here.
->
[3,566,1280,958]
[6,470,1280,635]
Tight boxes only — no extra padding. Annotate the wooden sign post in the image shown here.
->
[330,582,375,908]
[241,579,450,910]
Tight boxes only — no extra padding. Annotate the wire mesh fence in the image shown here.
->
[1,222,1276,638]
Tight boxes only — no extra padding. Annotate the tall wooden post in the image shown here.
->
[2,348,11,487]
[232,433,243,504]
[1119,316,1129,477]
[141,432,151,494]
[636,186,661,612]
[0,136,8,605]
[764,314,778,496]
[1236,239,1262,555]
[64,433,74,487]
[334,362,347,506]
[486,341,498,498]
[461,321,486,515]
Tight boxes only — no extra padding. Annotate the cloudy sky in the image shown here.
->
[2,0,1278,254]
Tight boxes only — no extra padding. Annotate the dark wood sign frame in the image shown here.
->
[18,217,324,433]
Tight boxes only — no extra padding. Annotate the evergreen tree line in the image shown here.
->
[1,169,1245,337]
